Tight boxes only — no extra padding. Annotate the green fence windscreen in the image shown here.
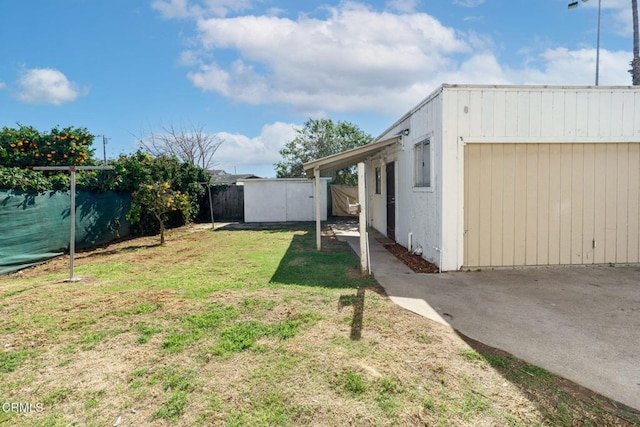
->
[0,189,131,275]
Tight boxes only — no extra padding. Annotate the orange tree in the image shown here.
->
[0,124,96,191]
[127,181,191,245]
[108,151,206,239]
[0,124,95,168]
[1,125,207,241]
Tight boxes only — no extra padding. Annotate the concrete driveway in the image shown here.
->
[336,228,640,410]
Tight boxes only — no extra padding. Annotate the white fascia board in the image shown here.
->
[303,136,401,177]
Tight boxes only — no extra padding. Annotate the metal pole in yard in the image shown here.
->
[198,181,216,229]
[69,167,76,280]
[34,165,114,282]
[207,183,215,229]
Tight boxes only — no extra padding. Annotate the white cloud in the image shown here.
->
[166,1,634,119]
[188,60,270,103]
[386,0,420,13]
[513,47,633,86]
[187,2,468,114]
[453,0,485,7]
[152,0,191,18]
[177,50,202,66]
[201,0,255,17]
[14,68,86,106]
[435,52,510,86]
[608,0,635,37]
[152,0,255,19]
[568,0,633,37]
[0,82,6,90]
[214,121,298,171]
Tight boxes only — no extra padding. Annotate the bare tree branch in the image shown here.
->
[137,122,224,170]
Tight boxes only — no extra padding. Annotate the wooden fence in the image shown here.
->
[205,185,244,220]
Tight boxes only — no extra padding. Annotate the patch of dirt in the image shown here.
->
[382,243,440,273]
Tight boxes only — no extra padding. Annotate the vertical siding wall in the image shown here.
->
[464,143,640,267]
[450,86,640,268]
[449,87,640,142]
[403,95,445,268]
[371,96,445,268]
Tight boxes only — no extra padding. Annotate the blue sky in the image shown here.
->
[1,0,637,177]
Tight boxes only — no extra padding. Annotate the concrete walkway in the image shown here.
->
[334,226,640,411]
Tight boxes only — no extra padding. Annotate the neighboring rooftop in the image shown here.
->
[208,169,261,185]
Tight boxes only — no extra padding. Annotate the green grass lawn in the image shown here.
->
[0,225,638,426]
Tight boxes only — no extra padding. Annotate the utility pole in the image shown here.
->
[102,135,108,165]
[95,135,109,164]
[632,0,640,85]
[568,0,602,85]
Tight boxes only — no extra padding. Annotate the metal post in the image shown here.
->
[595,0,601,85]
[207,184,215,229]
[34,165,114,282]
[568,0,601,85]
[69,167,77,281]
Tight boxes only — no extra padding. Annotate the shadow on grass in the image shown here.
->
[457,334,640,426]
[338,286,366,340]
[268,226,376,290]
[77,242,162,260]
[215,221,317,232]
[251,222,393,343]
[250,222,385,341]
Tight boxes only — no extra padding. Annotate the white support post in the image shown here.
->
[358,162,369,274]
[314,166,321,250]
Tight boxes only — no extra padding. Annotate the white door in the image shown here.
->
[285,181,314,221]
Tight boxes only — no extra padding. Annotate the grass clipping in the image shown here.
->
[0,224,638,427]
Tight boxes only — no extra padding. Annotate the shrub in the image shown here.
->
[0,123,208,238]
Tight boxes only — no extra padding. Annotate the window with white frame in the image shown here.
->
[414,139,431,187]
[375,167,382,194]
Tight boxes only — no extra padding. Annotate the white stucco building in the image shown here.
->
[305,84,640,271]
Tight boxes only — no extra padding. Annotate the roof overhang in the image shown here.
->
[303,136,401,178]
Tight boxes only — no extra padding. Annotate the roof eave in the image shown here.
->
[303,136,401,178]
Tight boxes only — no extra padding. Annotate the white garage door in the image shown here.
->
[464,143,640,267]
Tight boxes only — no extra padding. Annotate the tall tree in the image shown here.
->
[632,0,640,85]
[138,123,223,170]
[274,118,372,185]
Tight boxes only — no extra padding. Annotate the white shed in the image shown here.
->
[306,84,640,271]
[242,178,329,222]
